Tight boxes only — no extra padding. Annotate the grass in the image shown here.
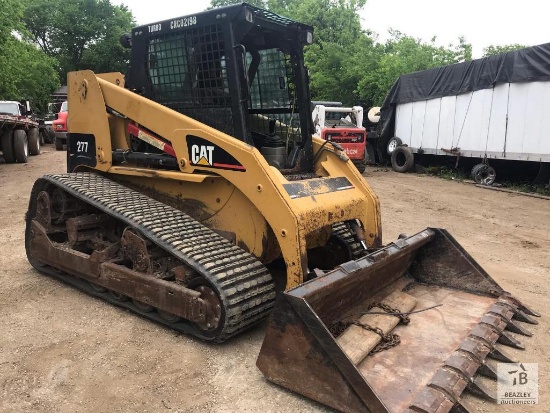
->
[504,182,550,197]
[423,165,469,181]
[422,165,550,196]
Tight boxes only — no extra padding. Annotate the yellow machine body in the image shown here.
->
[68,71,382,289]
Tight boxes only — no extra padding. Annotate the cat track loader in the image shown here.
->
[25,4,539,412]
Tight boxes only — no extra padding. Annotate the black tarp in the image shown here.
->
[377,42,550,142]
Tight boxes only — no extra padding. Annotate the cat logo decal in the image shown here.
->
[187,135,245,172]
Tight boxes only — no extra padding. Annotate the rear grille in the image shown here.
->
[323,131,365,143]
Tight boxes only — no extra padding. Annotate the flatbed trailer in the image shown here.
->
[0,101,41,164]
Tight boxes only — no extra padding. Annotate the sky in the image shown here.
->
[113,0,550,58]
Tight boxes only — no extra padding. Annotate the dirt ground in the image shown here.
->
[1,147,548,413]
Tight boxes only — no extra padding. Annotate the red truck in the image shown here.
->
[52,100,68,150]
[312,104,368,173]
[0,100,41,163]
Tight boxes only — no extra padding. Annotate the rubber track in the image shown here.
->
[332,222,366,260]
[30,173,276,342]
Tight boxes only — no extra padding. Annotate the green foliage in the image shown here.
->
[208,0,473,106]
[2,0,133,114]
[0,0,23,41]
[504,182,550,197]
[270,0,369,104]
[80,4,134,74]
[358,32,472,104]
[483,44,527,57]
[269,0,367,46]
[0,0,59,113]
[210,0,267,7]
[424,165,468,181]
[0,0,23,98]
[0,39,60,113]
[22,0,134,82]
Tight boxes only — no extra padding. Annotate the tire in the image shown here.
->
[391,145,414,173]
[28,128,40,156]
[354,161,366,174]
[353,151,368,174]
[55,136,64,151]
[47,128,55,143]
[13,129,29,163]
[470,163,484,180]
[472,164,496,185]
[387,137,402,155]
[1,130,15,163]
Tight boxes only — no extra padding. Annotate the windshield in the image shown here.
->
[0,102,19,115]
[60,101,68,112]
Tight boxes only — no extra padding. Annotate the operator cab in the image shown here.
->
[124,3,315,172]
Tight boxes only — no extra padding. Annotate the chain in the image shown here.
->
[352,320,401,353]
[329,301,442,356]
[328,301,410,354]
[368,302,411,325]
[329,319,401,354]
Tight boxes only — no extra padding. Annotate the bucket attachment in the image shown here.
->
[257,228,539,413]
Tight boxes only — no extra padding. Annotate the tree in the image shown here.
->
[80,4,135,74]
[210,0,267,8]
[483,44,527,57]
[357,31,472,105]
[277,0,369,104]
[206,0,473,106]
[1,40,60,113]
[22,0,134,82]
[0,0,59,113]
[0,0,24,99]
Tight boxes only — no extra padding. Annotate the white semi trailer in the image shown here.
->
[377,43,550,184]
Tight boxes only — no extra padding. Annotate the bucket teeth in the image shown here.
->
[506,319,533,336]
[466,377,497,401]
[501,293,540,317]
[489,345,518,363]
[477,360,498,380]
[497,331,525,349]
[513,309,539,325]
[519,304,541,318]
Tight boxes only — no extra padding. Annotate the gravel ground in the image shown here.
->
[0,147,547,412]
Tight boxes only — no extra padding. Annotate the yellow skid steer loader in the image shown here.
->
[24,4,538,412]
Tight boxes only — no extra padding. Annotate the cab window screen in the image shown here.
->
[146,24,234,136]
